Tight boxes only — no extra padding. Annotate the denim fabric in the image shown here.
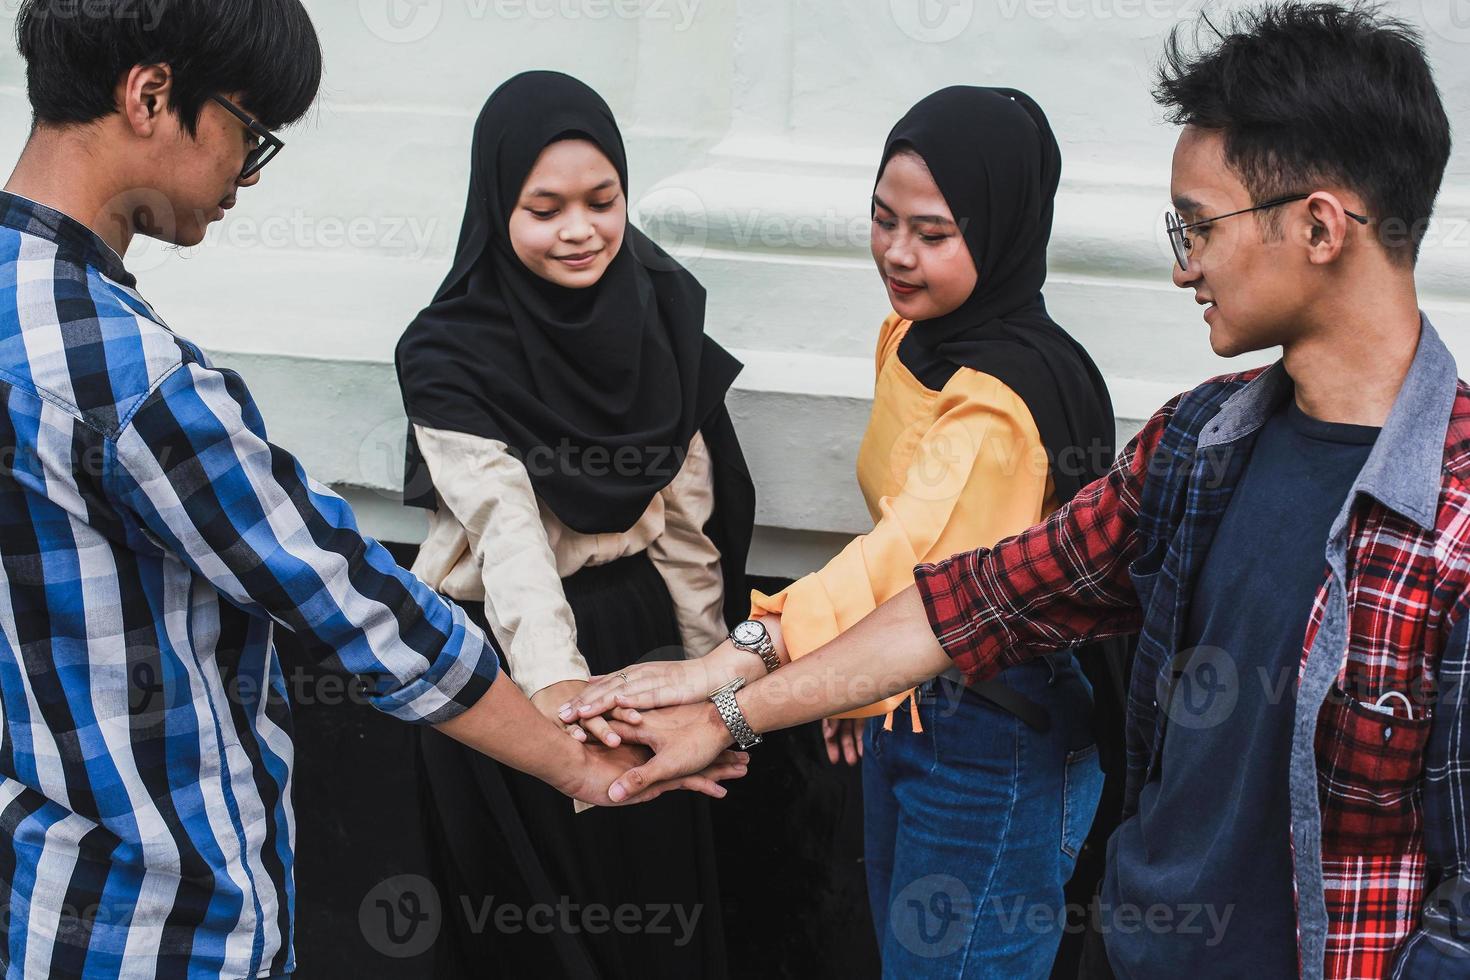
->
[863,654,1104,978]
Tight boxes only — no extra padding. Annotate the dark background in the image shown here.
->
[283,543,881,978]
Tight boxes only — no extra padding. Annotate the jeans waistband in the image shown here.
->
[917,652,1075,733]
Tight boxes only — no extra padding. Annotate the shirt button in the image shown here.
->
[1384,727,1394,743]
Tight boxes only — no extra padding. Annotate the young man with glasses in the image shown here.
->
[0,2,745,976]
[568,4,1466,976]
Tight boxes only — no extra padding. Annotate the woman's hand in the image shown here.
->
[557,643,758,724]
[531,679,623,747]
[822,717,864,766]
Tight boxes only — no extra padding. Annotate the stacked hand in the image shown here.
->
[557,645,759,802]
[559,649,749,720]
[563,738,749,808]
[531,678,625,747]
[434,668,750,809]
[528,674,749,806]
[557,630,863,774]
[538,589,947,799]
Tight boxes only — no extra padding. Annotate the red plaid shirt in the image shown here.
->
[915,317,1470,979]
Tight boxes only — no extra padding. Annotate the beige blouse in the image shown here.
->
[409,426,729,698]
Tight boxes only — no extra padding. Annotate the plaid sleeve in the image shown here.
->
[1393,607,1470,974]
[913,398,1178,682]
[105,360,499,725]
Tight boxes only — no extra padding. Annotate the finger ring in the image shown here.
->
[617,671,630,685]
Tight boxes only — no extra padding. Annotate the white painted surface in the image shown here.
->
[1,0,1466,578]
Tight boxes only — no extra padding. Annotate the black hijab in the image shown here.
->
[879,86,1116,502]
[884,89,1137,838]
[396,71,742,534]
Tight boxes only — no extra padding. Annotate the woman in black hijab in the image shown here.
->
[849,85,1130,979]
[879,87,1116,504]
[568,84,1123,977]
[395,71,752,979]
[753,85,1121,976]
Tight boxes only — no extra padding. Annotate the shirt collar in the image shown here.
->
[0,190,136,288]
[1197,313,1455,531]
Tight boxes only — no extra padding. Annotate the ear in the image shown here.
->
[117,64,174,138]
[1302,190,1355,267]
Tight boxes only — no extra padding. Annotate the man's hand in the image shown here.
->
[527,588,949,803]
[437,670,748,805]
[530,679,623,748]
[822,717,864,766]
[595,701,706,755]
[563,739,748,807]
[557,644,754,724]
[601,701,736,804]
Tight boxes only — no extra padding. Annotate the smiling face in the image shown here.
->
[1169,126,1317,359]
[869,149,978,322]
[507,138,626,289]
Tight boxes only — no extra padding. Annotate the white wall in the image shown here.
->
[2,0,1467,576]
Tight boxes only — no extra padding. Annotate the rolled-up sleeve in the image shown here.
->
[649,431,729,659]
[914,399,1177,682]
[751,373,1049,666]
[106,361,498,724]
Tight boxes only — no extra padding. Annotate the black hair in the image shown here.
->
[1155,2,1451,264]
[15,0,323,134]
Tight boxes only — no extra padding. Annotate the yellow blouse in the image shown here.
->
[751,313,1056,721]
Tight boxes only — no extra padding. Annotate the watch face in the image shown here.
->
[733,621,764,645]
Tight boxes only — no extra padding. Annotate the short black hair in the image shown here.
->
[1155,2,1451,264]
[15,0,323,135]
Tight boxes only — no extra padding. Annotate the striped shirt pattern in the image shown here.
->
[0,192,499,978]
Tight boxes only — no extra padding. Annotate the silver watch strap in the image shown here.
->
[751,635,780,674]
[711,681,761,749]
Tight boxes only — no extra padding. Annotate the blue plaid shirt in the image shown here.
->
[0,192,500,978]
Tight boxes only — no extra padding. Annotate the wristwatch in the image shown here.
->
[730,619,780,674]
[709,677,762,749]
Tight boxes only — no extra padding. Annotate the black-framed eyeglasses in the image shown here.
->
[209,94,284,180]
[1164,193,1370,271]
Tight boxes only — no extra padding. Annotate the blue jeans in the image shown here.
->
[863,655,1104,979]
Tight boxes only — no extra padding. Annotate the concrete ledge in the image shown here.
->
[108,151,1470,579]
[211,343,1158,567]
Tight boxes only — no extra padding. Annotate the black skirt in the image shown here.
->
[416,551,728,979]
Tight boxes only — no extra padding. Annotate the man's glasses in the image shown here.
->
[210,94,284,180]
[1164,193,1370,271]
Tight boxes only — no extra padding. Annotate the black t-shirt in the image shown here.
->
[1102,398,1379,978]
